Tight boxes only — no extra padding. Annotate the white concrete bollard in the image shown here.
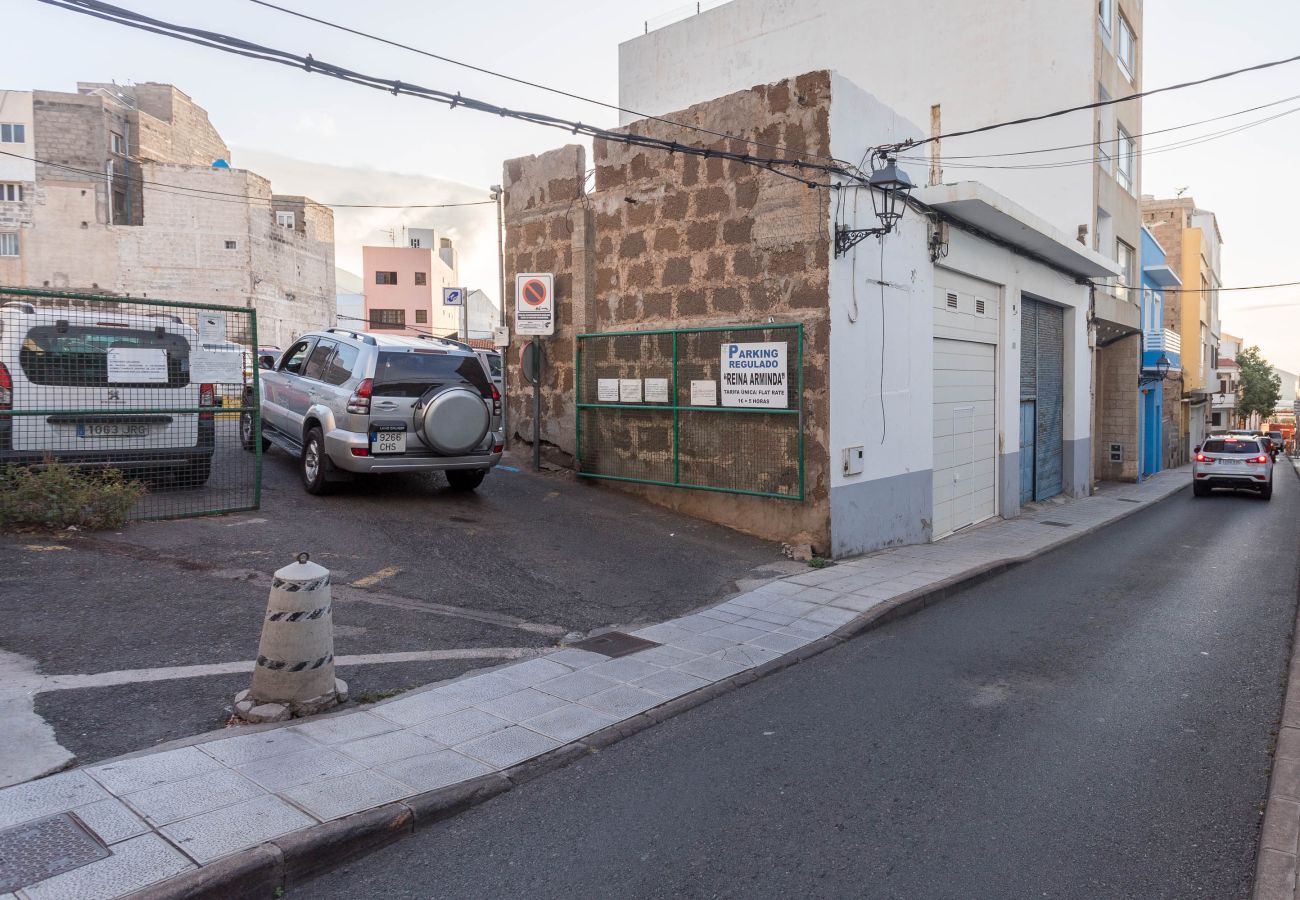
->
[234,552,348,723]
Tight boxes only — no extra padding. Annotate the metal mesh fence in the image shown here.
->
[0,287,261,520]
[576,323,803,500]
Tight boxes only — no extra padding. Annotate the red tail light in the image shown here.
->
[1195,453,1206,462]
[199,382,215,420]
[0,362,11,410]
[1256,455,1269,464]
[347,377,373,415]
[490,384,501,416]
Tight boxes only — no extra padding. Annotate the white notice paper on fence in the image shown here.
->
[644,378,669,403]
[197,312,226,345]
[619,379,642,403]
[690,380,717,406]
[189,349,243,384]
[107,348,168,384]
[597,379,619,402]
[720,341,788,408]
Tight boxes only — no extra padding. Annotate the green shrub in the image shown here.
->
[0,461,144,530]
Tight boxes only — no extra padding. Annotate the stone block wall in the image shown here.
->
[1094,334,1141,482]
[502,72,834,548]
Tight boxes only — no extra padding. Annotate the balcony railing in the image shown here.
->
[1143,328,1181,372]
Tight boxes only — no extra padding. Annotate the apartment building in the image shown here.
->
[618,0,1146,484]
[1212,332,1242,431]
[1142,195,1223,458]
[0,81,334,346]
[361,228,460,337]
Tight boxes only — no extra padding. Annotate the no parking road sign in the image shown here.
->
[515,272,554,336]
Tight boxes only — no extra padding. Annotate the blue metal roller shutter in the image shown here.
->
[1020,298,1064,502]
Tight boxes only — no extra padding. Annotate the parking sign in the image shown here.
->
[515,273,554,336]
[442,287,465,306]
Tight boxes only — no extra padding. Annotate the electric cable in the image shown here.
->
[879,49,1300,154]
[36,0,860,191]
[244,0,848,167]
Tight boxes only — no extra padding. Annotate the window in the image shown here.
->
[322,342,359,386]
[1212,412,1223,427]
[279,340,313,375]
[1203,439,1261,455]
[303,339,336,381]
[1098,0,1113,34]
[369,308,405,329]
[415,308,428,324]
[410,237,422,248]
[19,324,190,387]
[0,183,22,202]
[1117,17,1136,81]
[1116,126,1135,192]
[373,351,491,398]
[375,271,398,285]
[224,240,238,250]
[1220,379,1229,394]
[1116,239,1135,291]
[0,233,17,256]
[0,123,25,143]
[414,272,427,286]
[275,210,295,229]
[111,132,125,155]
[1096,86,1113,173]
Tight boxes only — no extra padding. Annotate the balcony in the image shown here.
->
[1143,329,1181,372]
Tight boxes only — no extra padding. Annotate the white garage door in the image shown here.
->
[932,338,997,539]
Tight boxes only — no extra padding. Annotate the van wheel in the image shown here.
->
[446,469,487,491]
[1192,482,1210,497]
[240,412,271,453]
[302,427,331,495]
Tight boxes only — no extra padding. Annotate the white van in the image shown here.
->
[0,301,216,485]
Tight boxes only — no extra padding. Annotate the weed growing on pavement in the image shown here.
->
[351,686,412,705]
[0,462,144,530]
[808,556,829,568]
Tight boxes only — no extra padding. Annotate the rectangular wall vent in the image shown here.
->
[946,292,958,309]
[975,298,986,314]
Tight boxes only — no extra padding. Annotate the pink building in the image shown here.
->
[362,227,460,336]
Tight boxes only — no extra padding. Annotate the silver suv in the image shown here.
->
[244,328,503,494]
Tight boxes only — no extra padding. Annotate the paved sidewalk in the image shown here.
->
[0,468,1191,899]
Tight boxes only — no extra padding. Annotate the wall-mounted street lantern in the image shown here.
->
[835,157,915,257]
[1139,354,1172,386]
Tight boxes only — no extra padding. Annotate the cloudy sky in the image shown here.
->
[12,0,1300,371]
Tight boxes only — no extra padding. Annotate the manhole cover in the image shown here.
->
[568,631,660,658]
[0,812,110,893]
[1040,521,1072,528]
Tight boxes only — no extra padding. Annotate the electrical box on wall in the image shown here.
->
[1109,443,1123,463]
[843,446,864,476]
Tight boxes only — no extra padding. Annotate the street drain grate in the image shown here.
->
[1040,521,1073,528]
[568,631,660,658]
[0,812,110,893]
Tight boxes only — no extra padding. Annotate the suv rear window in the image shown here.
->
[373,350,492,397]
[1203,439,1261,454]
[20,324,191,387]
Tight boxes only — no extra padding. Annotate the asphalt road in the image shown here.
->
[0,446,788,764]
[303,472,1300,899]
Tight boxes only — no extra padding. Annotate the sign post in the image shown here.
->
[515,274,554,472]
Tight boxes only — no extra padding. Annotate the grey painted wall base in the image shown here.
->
[999,451,1021,520]
[1063,436,1090,497]
[830,469,933,559]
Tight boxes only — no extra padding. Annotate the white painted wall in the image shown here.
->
[620,0,1097,239]
[0,91,34,183]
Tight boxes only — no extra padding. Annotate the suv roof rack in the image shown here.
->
[417,332,470,351]
[325,327,377,345]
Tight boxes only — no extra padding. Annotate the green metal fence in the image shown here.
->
[576,323,804,500]
[0,287,261,520]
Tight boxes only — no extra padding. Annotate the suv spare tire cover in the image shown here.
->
[417,386,490,455]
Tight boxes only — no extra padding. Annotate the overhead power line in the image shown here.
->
[881,50,1300,154]
[38,0,859,191]
[244,0,844,166]
[0,148,495,209]
[1122,279,1300,294]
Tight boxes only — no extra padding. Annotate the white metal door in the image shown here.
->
[932,338,996,539]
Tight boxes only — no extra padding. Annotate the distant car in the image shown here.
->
[0,301,215,485]
[1266,431,1285,457]
[475,349,503,395]
[1193,435,1274,500]
[244,327,503,494]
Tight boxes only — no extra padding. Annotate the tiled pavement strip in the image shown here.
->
[1253,458,1300,900]
[0,467,1192,899]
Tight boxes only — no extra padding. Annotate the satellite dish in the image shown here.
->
[212,159,230,169]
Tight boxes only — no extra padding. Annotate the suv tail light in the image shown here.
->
[490,384,501,416]
[0,362,10,410]
[347,378,373,415]
[1195,453,1207,462]
[1256,455,1269,464]
[199,383,215,420]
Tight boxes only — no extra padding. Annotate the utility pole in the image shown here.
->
[490,185,506,327]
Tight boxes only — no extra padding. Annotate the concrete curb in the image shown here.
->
[1252,460,1300,900]
[124,477,1188,900]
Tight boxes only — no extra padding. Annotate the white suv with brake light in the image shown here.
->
[0,301,216,484]
[1193,435,1274,500]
